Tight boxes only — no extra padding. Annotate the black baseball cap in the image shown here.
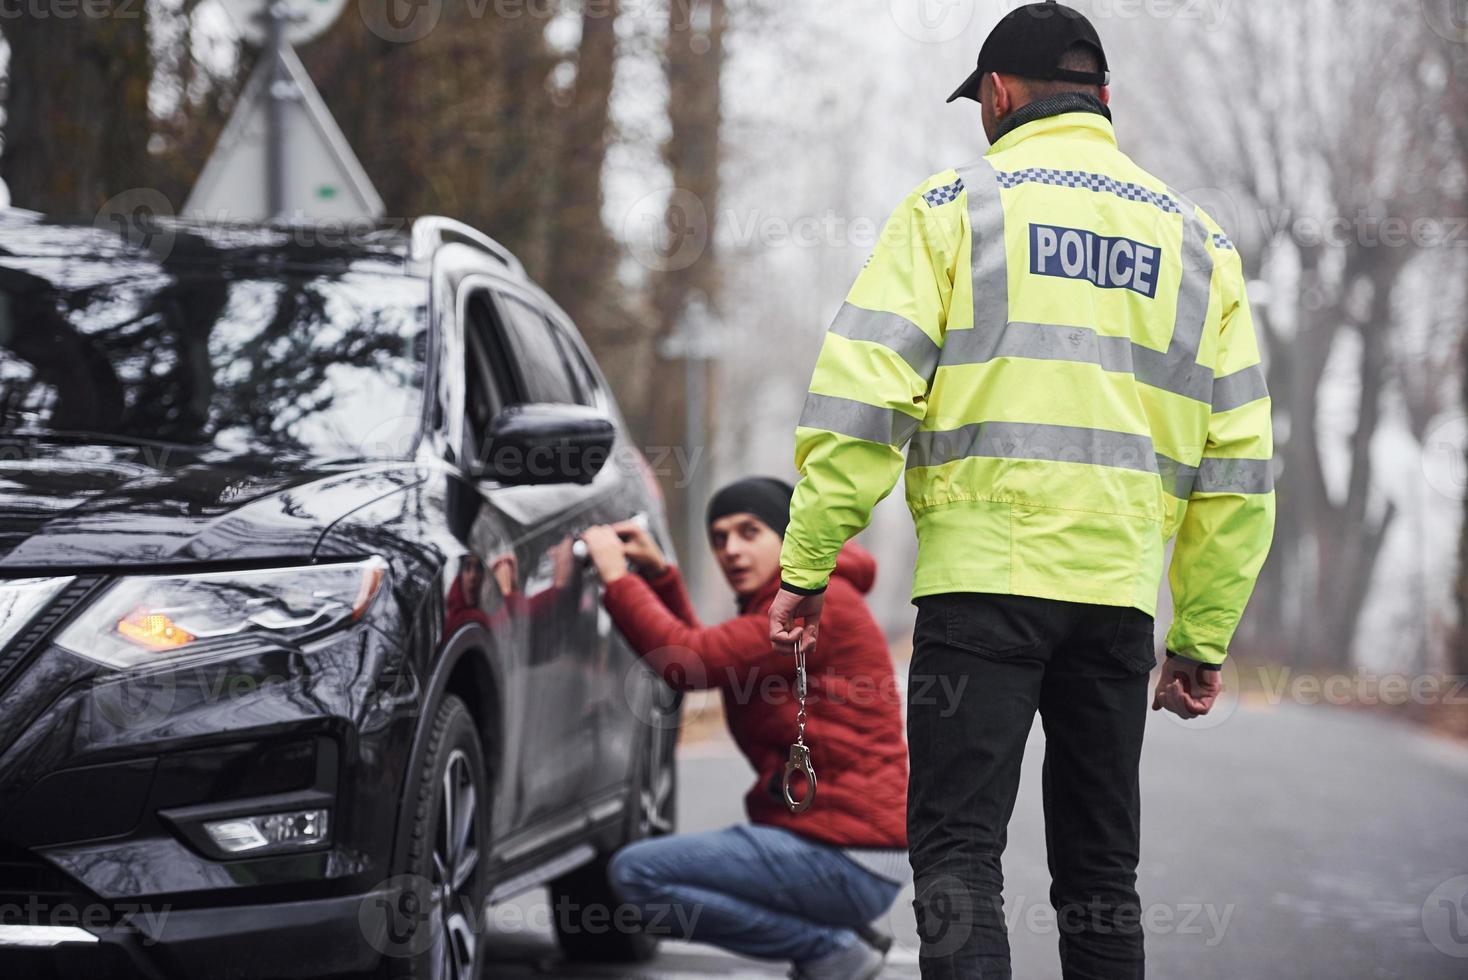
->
[946,1,1109,104]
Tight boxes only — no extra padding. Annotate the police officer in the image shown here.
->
[768,3,1275,977]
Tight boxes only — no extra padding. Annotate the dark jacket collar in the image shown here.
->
[992,91,1111,146]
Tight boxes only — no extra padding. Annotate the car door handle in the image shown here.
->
[571,511,650,565]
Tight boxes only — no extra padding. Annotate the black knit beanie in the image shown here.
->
[705,476,795,538]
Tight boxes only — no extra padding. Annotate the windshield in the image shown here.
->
[0,263,428,459]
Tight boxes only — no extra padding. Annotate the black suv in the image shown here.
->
[0,211,680,979]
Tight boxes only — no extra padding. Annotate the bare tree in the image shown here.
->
[1125,0,1458,667]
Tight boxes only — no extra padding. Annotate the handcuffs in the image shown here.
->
[781,635,817,813]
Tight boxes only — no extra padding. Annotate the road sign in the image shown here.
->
[217,0,348,46]
[184,42,384,223]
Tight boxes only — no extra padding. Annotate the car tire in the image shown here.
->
[382,695,490,980]
[550,713,677,963]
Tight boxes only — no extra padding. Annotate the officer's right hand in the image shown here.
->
[1151,653,1222,719]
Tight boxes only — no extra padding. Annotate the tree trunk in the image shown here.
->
[1447,45,1468,677]
[1457,340,1468,674]
[2,14,153,215]
[545,0,619,335]
[647,0,727,571]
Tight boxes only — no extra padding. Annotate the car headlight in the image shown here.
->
[56,557,388,670]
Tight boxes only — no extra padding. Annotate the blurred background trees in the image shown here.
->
[0,0,1463,674]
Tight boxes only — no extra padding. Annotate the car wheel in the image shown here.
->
[551,712,677,963]
[384,695,489,980]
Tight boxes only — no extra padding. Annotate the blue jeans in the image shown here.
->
[608,824,903,963]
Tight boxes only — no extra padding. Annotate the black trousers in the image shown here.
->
[907,592,1155,980]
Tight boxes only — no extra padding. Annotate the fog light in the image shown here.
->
[203,809,329,854]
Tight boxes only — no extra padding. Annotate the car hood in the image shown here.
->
[0,442,419,569]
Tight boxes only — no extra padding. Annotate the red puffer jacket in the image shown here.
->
[601,541,907,849]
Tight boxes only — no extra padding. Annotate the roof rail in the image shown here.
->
[410,216,525,275]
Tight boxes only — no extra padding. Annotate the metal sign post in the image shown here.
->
[659,293,725,610]
[264,2,288,219]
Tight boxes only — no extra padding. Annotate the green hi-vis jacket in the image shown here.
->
[780,107,1275,665]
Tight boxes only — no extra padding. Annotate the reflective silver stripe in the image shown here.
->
[959,158,1008,348]
[996,168,1183,214]
[939,320,1212,404]
[902,420,1259,497]
[1132,342,1213,402]
[1211,363,1269,412]
[907,421,1157,473]
[942,320,1135,374]
[1194,457,1273,494]
[829,303,941,380]
[1132,190,1215,404]
[1157,452,1199,499]
[799,392,920,446]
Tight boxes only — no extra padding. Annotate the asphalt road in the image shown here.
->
[482,697,1468,979]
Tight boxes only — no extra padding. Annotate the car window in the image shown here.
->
[496,294,580,405]
[548,318,600,408]
[0,267,427,458]
[463,292,508,463]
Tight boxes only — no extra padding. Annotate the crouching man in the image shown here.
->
[579,476,908,980]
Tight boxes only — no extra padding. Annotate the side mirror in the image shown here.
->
[480,403,615,486]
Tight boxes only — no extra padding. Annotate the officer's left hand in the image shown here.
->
[1151,653,1222,719]
[769,586,825,657]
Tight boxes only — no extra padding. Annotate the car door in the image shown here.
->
[451,284,544,848]
[541,309,667,799]
[469,285,606,832]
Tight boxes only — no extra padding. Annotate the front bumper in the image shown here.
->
[0,614,421,979]
[0,891,383,980]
